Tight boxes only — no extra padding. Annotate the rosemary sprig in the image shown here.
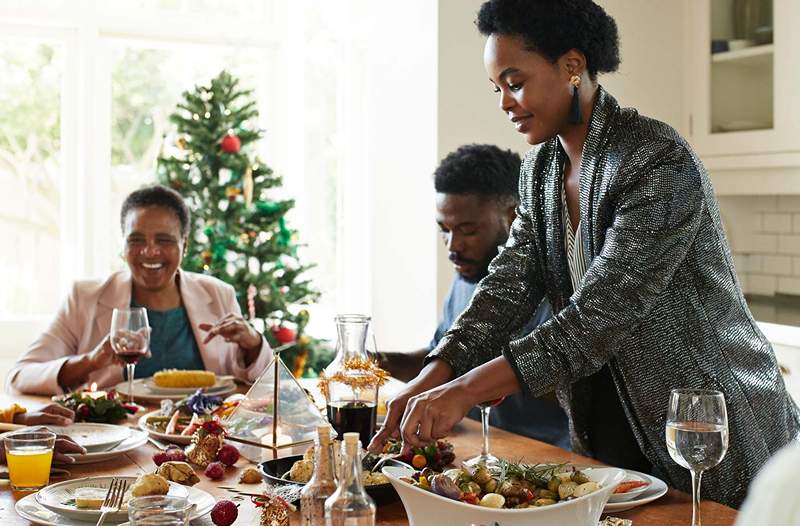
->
[491,459,568,488]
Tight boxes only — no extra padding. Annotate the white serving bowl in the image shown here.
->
[383,465,626,526]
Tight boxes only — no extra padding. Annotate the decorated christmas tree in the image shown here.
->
[157,70,331,376]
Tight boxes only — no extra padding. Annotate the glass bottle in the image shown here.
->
[300,425,338,526]
[324,432,375,526]
[323,315,378,446]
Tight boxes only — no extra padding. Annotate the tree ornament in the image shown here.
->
[185,420,225,468]
[271,325,296,345]
[252,492,297,526]
[247,284,257,320]
[255,200,282,214]
[176,136,188,150]
[225,186,241,201]
[243,167,254,207]
[220,134,241,154]
[171,180,184,190]
[201,250,213,265]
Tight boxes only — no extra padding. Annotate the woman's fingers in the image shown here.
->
[39,403,75,420]
[400,397,426,450]
[52,437,87,463]
[368,396,405,452]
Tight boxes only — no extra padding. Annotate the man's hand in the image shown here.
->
[14,403,75,427]
[199,314,262,354]
[53,434,87,464]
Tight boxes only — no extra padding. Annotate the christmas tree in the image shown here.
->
[157,70,331,377]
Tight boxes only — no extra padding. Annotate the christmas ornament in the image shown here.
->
[252,493,295,526]
[176,136,188,150]
[243,167,254,207]
[202,250,213,265]
[185,420,225,467]
[225,186,241,201]
[271,325,296,345]
[247,285,257,320]
[221,134,241,154]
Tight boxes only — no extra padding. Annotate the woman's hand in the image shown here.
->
[199,314,262,352]
[13,403,75,427]
[399,381,475,450]
[88,335,151,370]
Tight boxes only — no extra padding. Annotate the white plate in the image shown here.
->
[607,471,651,503]
[55,429,148,465]
[35,475,188,521]
[144,375,235,395]
[28,423,131,452]
[17,482,215,526]
[114,378,236,402]
[603,470,668,513]
[138,410,193,445]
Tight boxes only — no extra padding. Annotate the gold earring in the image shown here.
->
[568,75,582,124]
[570,75,581,88]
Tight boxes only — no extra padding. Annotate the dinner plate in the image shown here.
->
[143,375,235,395]
[26,423,132,453]
[607,470,651,503]
[17,481,215,526]
[138,410,193,445]
[35,475,189,521]
[114,378,236,402]
[603,470,668,513]
[55,429,148,465]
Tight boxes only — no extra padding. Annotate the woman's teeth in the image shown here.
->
[142,263,163,269]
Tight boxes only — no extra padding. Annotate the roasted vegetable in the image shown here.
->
[430,473,462,500]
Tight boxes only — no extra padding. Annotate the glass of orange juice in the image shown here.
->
[4,430,56,491]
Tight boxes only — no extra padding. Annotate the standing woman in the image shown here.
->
[371,0,799,508]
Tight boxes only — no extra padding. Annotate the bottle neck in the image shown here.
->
[313,440,336,484]
[341,443,367,495]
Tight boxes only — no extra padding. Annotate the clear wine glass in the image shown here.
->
[665,389,728,526]
[464,397,505,467]
[110,307,150,405]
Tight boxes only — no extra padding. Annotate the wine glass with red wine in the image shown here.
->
[464,397,505,467]
[110,307,150,405]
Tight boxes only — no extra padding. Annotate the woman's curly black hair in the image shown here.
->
[476,0,620,78]
[120,184,191,239]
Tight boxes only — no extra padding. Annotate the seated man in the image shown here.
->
[7,185,271,395]
[379,144,569,449]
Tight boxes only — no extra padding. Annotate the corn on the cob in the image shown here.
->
[153,369,216,388]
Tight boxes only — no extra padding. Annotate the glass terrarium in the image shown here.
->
[320,314,388,446]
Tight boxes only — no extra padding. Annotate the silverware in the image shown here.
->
[96,477,129,526]
[147,436,170,450]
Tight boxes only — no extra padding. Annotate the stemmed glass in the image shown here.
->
[665,389,729,526]
[110,307,150,405]
[464,397,505,467]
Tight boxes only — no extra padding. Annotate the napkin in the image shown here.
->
[599,519,632,526]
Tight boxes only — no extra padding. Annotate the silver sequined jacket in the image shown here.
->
[429,87,799,508]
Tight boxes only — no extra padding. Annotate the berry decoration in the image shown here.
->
[205,461,225,480]
[217,444,240,467]
[211,499,239,526]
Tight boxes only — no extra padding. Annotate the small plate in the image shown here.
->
[35,475,188,521]
[608,471,651,503]
[143,375,235,395]
[55,429,148,465]
[259,454,406,506]
[138,410,193,445]
[603,470,668,513]
[20,424,131,453]
[114,378,236,403]
[18,482,215,526]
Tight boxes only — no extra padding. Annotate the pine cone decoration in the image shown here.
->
[259,503,289,526]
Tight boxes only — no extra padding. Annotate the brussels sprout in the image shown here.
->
[547,476,561,493]
[535,489,558,500]
[498,480,524,498]
[534,498,558,507]
[472,466,492,485]
[558,480,578,499]
[479,493,506,508]
[574,481,600,498]
[572,471,591,484]
[482,477,498,493]
[430,473,462,501]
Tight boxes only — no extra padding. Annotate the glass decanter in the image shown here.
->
[324,432,375,526]
[323,314,378,446]
[300,425,338,526]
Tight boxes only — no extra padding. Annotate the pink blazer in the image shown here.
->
[7,270,273,395]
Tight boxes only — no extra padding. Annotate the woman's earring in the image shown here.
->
[568,75,582,125]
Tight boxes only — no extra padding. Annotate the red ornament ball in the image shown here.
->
[210,499,238,526]
[271,325,296,345]
[220,134,241,154]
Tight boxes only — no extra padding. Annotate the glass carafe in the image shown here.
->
[324,432,375,526]
[323,315,378,446]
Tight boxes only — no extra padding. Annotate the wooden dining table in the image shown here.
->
[0,392,738,526]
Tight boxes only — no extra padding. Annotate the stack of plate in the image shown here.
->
[114,375,236,402]
[9,423,148,465]
[16,476,215,526]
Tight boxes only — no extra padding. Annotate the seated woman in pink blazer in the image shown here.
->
[7,185,272,395]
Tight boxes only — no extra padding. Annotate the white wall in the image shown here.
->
[435,0,688,307]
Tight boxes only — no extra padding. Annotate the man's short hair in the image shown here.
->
[120,184,191,239]
[434,144,521,206]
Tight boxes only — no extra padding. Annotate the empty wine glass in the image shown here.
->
[665,389,729,526]
[464,397,505,467]
[110,307,150,405]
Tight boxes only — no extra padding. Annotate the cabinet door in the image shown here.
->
[688,0,800,157]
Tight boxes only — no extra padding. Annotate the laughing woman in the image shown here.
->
[7,185,272,395]
[371,0,799,508]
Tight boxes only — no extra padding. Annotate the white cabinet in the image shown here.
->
[686,0,800,162]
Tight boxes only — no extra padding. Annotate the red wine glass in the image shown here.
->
[110,307,150,405]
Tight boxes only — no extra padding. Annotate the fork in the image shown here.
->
[96,478,129,526]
